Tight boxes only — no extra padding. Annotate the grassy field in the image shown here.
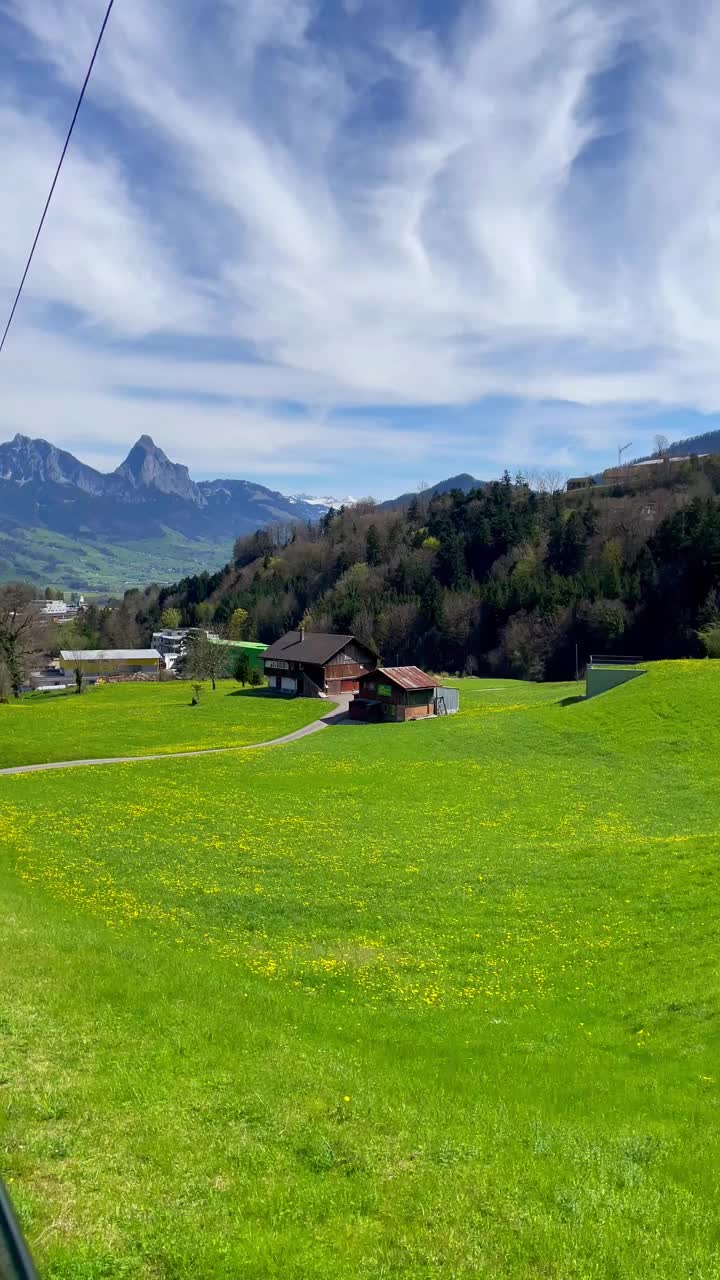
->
[0,682,322,768]
[1,664,719,1277]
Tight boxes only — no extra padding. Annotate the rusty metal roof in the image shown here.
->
[369,665,439,691]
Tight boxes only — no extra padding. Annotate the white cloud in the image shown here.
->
[2,0,720,485]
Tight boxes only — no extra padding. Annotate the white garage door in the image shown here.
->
[281,676,297,692]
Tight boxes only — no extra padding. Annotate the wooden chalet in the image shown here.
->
[262,629,377,697]
[350,666,440,722]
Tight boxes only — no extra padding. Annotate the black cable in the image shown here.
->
[0,0,116,357]
[0,1178,39,1279]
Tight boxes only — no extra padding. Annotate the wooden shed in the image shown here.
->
[350,666,440,722]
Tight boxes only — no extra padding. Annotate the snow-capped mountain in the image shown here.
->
[288,492,357,510]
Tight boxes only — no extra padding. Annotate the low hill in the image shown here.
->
[666,429,720,457]
[380,472,485,510]
[632,426,720,463]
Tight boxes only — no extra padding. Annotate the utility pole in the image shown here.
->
[618,441,633,468]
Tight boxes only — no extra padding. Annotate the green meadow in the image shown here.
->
[0,682,321,768]
[1,664,719,1277]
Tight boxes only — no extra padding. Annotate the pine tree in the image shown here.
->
[366,524,382,567]
[234,651,252,686]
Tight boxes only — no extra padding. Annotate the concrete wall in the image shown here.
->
[585,666,646,700]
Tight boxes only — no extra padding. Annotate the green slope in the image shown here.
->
[0,524,230,593]
[1,664,719,1277]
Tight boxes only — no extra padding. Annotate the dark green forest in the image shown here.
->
[78,457,720,679]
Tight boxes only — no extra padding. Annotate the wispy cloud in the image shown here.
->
[2,0,720,490]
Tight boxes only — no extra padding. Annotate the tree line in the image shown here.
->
[4,455,720,691]
[133,457,720,680]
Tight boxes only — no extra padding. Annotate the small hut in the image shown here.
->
[350,666,440,722]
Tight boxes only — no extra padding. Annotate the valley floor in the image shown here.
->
[1,666,719,1277]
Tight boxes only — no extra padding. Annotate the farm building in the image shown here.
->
[60,649,161,681]
[262,629,376,697]
[350,666,453,722]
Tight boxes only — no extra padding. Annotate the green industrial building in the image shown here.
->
[208,638,267,673]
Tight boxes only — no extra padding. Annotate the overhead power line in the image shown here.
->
[0,0,116,357]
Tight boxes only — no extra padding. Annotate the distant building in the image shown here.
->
[350,666,448,722]
[35,598,71,615]
[262,629,376,696]
[60,649,161,681]
[602,454,709,484]
[151,627,219,670]
[31,599,80,622]
[566,476,595,492]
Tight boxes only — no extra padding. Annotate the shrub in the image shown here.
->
[697,625,720,658]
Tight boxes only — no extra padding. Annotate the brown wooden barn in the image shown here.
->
[262,629,377,697]
[350,666,440,722]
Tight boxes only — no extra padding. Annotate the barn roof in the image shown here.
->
[262,630,376,665]
[370,665,439,691]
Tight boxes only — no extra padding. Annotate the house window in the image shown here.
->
[377,683,392,697]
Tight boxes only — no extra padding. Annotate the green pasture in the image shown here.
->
[0,681,321,768]
[1,664,719,1277]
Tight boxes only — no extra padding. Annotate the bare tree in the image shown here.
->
[525,467,570,495]
[0,658,12,703]
[185,633,230,691]
[654,433,670,459]
[61,650,84,694]
[0,583,48,696]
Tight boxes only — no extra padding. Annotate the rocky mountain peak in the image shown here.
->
[0,433,106,494]
[114,436,202,505]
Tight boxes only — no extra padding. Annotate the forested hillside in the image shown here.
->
[84,456,720,680]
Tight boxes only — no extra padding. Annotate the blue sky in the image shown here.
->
[2,0,720,497]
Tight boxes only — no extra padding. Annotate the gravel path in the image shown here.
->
[0,700,351,778]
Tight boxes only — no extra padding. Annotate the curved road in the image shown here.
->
[0,700,351,778]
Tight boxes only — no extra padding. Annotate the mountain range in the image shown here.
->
[0,433,482,593]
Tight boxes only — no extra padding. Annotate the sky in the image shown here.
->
[3,0,720,498]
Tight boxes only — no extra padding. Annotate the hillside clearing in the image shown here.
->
[1,666,719,1277]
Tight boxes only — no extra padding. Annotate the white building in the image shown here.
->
[151,628,219,670]
[33,599,72,616]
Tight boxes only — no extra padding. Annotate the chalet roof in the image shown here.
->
[262,630,375,665]
[367,665,439,691]
[60,649,161,661]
